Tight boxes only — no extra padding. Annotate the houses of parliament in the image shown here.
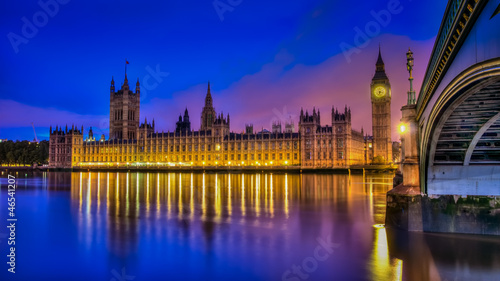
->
[49,51,397,169]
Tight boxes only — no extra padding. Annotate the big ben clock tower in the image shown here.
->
[371,47,392,164]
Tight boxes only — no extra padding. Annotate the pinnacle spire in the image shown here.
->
[373,46,388,80]
[376,44,384,66]
[205,81,213,107]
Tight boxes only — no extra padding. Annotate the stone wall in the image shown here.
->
[386,186,500,235]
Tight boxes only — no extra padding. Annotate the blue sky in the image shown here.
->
[0,0,447,141]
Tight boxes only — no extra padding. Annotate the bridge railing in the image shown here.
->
[416,0,487,119]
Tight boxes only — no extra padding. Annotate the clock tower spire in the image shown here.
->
[370,47,392,164]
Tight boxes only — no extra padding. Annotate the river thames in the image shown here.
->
[1,171,500,280]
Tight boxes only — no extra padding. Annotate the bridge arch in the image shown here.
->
[422,59,500,195]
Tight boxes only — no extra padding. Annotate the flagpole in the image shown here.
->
[125,58,127,76]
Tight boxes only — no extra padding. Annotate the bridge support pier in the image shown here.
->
[386,104,424,230]
[400,104,420,188]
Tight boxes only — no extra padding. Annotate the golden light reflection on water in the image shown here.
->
[227,174,232,218]
[70,172,401,277]
[190,173,194,220]
[370,225,403,281]
[97,173,101,213]
[178,173,183,220]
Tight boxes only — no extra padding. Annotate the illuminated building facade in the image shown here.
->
[49,54,393,169]
[370,48,392,164]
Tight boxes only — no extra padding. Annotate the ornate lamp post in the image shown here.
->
[406,48,416,105]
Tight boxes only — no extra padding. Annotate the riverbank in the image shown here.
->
[1,165,397,174]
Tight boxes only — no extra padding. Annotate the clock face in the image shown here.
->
[374,86,386,98]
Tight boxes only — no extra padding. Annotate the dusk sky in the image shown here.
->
[0,0,447,141]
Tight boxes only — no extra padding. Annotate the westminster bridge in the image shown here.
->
[387,0,500,235]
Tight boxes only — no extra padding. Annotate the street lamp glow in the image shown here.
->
[399,124,407,133]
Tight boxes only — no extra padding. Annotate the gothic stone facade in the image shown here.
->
[49,52,392,169]
[370,48,392,164]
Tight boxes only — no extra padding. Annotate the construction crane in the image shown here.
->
[32,122,39,143]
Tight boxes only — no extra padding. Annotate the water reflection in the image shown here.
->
[2,171,500,280]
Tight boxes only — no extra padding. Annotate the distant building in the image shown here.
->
[49,125,83,168]
[245,124,253,134]
[392,141,401,163]
[364,135,374,164]
[49,51,393,168]
[175,108,191,133]
[272,121,282,134]
[284,121,294,133]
